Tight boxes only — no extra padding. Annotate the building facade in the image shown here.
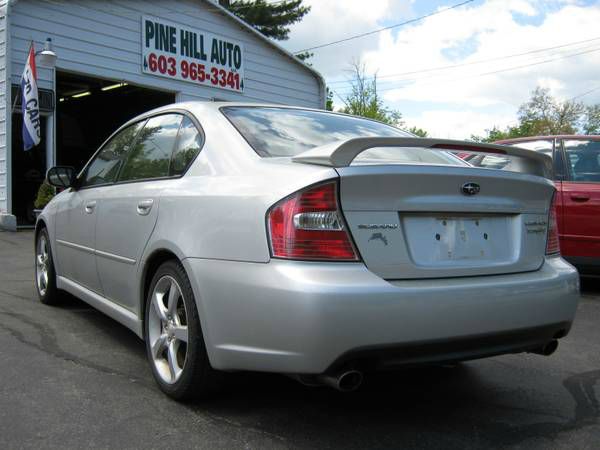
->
[0,0,325,229]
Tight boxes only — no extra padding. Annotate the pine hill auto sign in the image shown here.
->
[142,16,244,92]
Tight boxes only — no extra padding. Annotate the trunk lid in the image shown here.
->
[292,137,555,280]
[338,165,554,279]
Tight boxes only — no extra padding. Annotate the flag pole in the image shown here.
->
[11,41,34,114]
[10,85,21,114]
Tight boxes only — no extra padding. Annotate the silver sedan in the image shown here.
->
[36,103,579,400]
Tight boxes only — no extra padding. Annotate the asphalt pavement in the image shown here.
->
[0,230,599,449]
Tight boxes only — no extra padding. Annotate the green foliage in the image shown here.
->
[226,0,310,40]
[517,87,583,135]
[471,87,600,142]
[406,126,428,137]
[34,181,55,209]
[296,51,313,63]
[583,104,600,135]
[325,87,334,111]
[341,62,404,127]
[470,125,521,143]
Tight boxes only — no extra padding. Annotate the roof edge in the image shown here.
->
[3,0,327,108]
[200,0,326,108]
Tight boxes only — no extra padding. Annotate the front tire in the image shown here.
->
[35,227,60,305]
[144,260,221,401]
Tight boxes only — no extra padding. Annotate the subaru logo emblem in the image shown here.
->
[461,182,480,196]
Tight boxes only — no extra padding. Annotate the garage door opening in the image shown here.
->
[11,72,175,226]
[56,71,175,170]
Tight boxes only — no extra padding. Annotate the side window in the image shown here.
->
[564,140,600,182]
[118,114,183,182]
[505,139,560,178]
[81,121,144,187]
[170,117,203,176]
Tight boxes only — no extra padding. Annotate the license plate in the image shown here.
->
[401,215,513,265]
[433,217,490,261]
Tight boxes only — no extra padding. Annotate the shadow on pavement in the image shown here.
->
[581,276,600,295]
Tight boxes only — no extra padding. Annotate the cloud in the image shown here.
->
[366,0,600,104]
[281,0,600,139]
[284,0,415,77]
[402,108,517,139]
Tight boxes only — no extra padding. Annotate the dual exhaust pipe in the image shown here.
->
[292,339,559,392]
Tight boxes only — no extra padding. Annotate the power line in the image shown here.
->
[570,85,600,100]
[330,88,349,108]
[335,46,600,96]
[369,42,600,89]
[326,36,600,86]
[294,0,475,54]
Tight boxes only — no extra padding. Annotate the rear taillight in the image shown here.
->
[267,181,359,261]
[546,193,560,255]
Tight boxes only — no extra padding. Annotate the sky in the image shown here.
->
[279,0,600,139]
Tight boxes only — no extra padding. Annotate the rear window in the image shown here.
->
[221,106,464,166]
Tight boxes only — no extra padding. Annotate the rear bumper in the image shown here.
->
[183,256,580,374]
[563,256,600,276]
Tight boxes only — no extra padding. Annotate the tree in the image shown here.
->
[470,87,598,142]
[340,61,404,127]
[222,0,310,41]
[407,126,428,137]
[583,104,600,135]
[296,51,313,62]
[517,87,583,135]
[470,125,522,143]
[325,87,334,111]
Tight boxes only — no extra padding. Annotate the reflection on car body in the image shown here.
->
[34,104,579,400]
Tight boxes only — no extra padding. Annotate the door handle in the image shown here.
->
[137,199,154,216]
[570,194,590,202]
[84,201,97,214]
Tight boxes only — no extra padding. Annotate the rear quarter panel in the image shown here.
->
[142,112,337,264]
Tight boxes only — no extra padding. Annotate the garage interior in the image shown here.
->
[12,71,175,226]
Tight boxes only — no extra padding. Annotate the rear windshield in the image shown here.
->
[221,106,464,166]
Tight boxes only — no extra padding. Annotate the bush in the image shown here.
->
[34,182,55,209]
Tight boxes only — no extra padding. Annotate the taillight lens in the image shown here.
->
[267,181,359,261]
[546,193,560,255]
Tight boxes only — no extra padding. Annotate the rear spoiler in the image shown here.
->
[291,137,553,178]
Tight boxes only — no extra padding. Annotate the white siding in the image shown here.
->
[1,0,323,216]
[0,0,7,213]
[9,0,323,105]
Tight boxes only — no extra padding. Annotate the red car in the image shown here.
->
[493,136,600,275]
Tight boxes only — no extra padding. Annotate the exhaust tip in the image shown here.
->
[530,339,559,356]
[316,370,364,392]
[542,339,559,356]
[337,370,364,392]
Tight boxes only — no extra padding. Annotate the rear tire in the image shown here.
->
[144,260,221,401]
[35,228,60,305]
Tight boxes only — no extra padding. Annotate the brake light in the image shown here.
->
[267,181,359,261]
[546,193,560,255]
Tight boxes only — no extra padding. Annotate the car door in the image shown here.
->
[560,138,600,262]
[95,113,184,310]
[54,121,144,293]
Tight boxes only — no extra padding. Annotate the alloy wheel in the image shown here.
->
[148,275,189,384]
[36,235,50,297]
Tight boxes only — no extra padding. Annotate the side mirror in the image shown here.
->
[47,166,76,189]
